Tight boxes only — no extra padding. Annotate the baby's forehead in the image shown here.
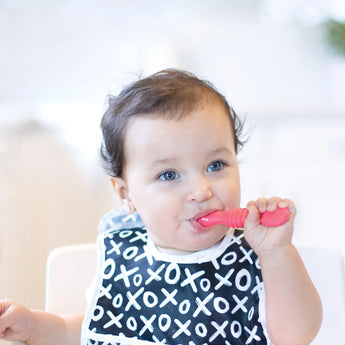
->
[124,103,234,147]
[122,111,237,174]
[128,95,228,124]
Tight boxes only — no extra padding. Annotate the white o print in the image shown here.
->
[126,316,137,331]
[230,320,242,338]
[112,293,123,308]
[195,323,208,338]
[123,246,138,260]
[158,314,171,332]
[133,273,143,287]
[105,232,115,239]
[143,291,158,308]
[214,296,230,314]
[92,306,104,321]
[119,230,133,238]
[221,251,237,266]
[248,306,254,321]
[179,299,191,315]
[200,278,211,292]
[103,258,116,279]
[235,268,251,291]
[165,263,181,285]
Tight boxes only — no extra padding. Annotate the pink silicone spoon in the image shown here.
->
[198,207,290,228]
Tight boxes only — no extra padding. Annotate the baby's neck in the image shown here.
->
[155,245,195,256]
[153,228,235,256]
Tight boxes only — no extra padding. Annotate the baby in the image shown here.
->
[0,69,322,345]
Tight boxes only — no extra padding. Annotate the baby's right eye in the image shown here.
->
[158,170,180,181]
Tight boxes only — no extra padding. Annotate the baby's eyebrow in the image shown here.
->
[150,148,235,167]
[211,147,236,156]
[150,157,177,168]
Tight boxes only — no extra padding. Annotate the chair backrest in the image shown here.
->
[44,243,345,344]
[45,242,97,314]
[297,245,345,345]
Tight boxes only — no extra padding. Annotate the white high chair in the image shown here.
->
[45,243,98,314]
[10,243,97,345]
[12,243,345,345]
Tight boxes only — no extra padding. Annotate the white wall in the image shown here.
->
[0,124,118,309]
[0,0,345,311]
[239,116,345,253]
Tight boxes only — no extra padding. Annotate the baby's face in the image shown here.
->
[119,101,241,254]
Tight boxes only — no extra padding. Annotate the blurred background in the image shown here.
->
[0,0,345,312]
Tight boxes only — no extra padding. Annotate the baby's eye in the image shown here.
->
[158,170,180,181]
[207,161,227,172]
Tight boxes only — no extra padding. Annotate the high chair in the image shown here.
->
[11,243,345,345]
[10,243,97,345]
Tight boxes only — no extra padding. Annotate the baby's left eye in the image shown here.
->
[207,161,226,172]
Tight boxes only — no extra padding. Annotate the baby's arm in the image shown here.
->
[244,198,322,345]
[0,299,83,345]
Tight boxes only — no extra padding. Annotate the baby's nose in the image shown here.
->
[187,176,213,203]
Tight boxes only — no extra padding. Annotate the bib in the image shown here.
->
[82,227,270,345]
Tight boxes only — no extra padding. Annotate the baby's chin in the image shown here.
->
[157,233,230,255]
[156,245,198,255]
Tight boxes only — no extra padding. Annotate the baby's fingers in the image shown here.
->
[277,198,296,211]
[0,299,33,341]
[0,299,13,330]
[0,309,12,337]
[266,197,285,212]
[253,198,269,213]
[246,197,295,227]
[245,204,261,228]
[277,198,297,223]
[255,197,284,213]
[247,197,293,212]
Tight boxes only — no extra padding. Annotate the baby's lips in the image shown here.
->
[197,215,214,227]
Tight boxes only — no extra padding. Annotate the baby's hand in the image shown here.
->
[244,197,296,257]
[0,299,35,342]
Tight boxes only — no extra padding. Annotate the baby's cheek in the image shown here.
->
[222,189,241,209]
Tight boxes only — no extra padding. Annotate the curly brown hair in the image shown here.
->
[100,69,245,178]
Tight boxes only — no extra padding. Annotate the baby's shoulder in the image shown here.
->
[98,208,144,233]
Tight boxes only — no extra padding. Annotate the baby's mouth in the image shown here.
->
[189,210,218,231]
[192,210,217,223]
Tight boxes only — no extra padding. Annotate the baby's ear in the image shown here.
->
[110,177,136,214]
